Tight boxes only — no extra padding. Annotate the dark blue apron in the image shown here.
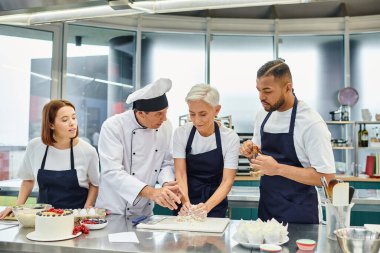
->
[37,139,88,209]
[186,122,227,218]
[258,97,319,224]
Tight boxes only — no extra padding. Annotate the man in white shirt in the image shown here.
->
[240,59,336,224]
[96,78,182,216]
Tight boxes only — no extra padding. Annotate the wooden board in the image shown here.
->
[137,216,230,233]
[2,215,17,221]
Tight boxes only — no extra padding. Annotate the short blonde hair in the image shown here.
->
[185,84,219,107]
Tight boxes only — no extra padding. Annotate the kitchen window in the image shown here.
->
[0,25,53,180]
[140,32,206,127]
[278,35,345,120]
[66,24,136,147]
[210,35,274,133]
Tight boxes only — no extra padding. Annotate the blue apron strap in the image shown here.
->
[185,126,197,155]
[40,146,49,170]
[260,111,272,136]
[289,97,298,134]
[214,122,222,151]
[70,138,75,170]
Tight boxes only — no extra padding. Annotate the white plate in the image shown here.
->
[233,234,289,249]
[80,219,108,230]
[26,231,82,242]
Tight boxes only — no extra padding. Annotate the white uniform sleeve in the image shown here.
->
[303,121,336,173]
[17,142,35,180]
[173,126,187,159]
[87,147,100,186]
[98,119,147,205]
[223,132,240,170]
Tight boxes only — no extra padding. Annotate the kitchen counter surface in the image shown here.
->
[235,175,380,182]
[0,212,343,253]
[1,180,379,212]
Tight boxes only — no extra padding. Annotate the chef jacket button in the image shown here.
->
[160,169,162,172]
[148,203,151,205]
[156,129,158,132]
[127,208,130,210]
[155,149,158,152]
[133,131,136,134]
[155,170,157,172]
[132,172,135,175]
[133,152,136,155]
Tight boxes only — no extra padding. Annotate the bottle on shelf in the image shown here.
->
[362,123,368,147]
[358,124,363,147]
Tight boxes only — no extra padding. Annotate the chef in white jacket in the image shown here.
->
[96,78,181,216]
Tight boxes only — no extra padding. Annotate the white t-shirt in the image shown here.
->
[18,137,100,189]
[253,100,335,174]
[173,123,240,169]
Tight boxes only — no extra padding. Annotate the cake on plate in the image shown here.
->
[33,208,75,239]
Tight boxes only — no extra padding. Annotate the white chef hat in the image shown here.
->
[126,78,172,112]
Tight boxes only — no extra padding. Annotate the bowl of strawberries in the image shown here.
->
[80,218,108,230]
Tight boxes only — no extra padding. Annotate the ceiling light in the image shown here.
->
[129,0,312,13]
[0,5,143,25]
[108,0,132,10]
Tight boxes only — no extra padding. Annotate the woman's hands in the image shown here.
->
[178,202,208,220]
[178,201,192,216]
[0,207,13,219]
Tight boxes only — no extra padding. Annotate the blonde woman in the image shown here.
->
[173,84,240,217]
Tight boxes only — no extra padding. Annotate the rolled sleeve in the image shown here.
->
[17,145,35,180]
[173,127,186,159]
[87,149,100,187]
[303,122,336,174]
[224,133,240,169]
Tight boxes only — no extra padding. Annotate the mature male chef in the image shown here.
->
[240,59,336,224]
[96,78,181,216]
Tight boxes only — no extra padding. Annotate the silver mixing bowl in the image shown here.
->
[334,227,380,253]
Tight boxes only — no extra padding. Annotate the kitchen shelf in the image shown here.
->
[357,147,380,150]
[326,121,355,176]
[332,146,354,150]
[237,121,379,178]
[325,121,355,124]
[356,121,380,124]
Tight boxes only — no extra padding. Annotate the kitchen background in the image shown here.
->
[0,0,380,180]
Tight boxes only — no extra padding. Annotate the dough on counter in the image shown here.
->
[176,204,207,222]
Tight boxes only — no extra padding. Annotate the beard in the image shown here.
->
[264,95,285,112]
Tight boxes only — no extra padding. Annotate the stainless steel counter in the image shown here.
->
[1,179,379,211]
[0,213,344,253]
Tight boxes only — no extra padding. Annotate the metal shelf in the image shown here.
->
[356,121,380,124]
[357,147,380,150]
[326,120,355,176]
[326,121,355,124]
[332,146,354,150]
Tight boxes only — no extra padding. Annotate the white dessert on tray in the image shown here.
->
[234,218,289,247]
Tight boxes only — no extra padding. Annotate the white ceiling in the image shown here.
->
[0,0,380,25]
